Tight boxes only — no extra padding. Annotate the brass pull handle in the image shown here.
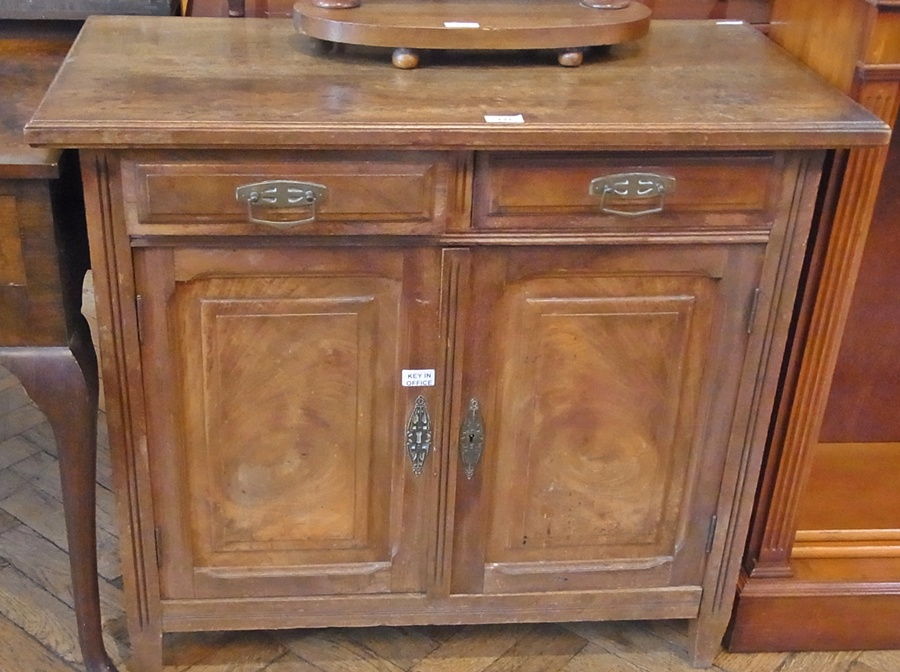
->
[235,180,328,229]
[405,395,432,476]
[589,172,676,217]
[459,398,485,479]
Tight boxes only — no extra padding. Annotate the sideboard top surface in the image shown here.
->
[25,16,889,150]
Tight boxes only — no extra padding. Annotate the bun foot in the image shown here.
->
[558,48,585,67]
[392,47,420,69]
[312,38,335,54]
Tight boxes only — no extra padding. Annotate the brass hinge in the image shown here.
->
[705,515,718,554]
[747,287,761,334]
[154,527,163,568]
[135,294,144,345]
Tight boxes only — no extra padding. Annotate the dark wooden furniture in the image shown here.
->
[728,0,900,652]
[1,5,177,672]
[0,0,176,18]
[0,19,114,672]
[25,16,886,672]
[647,0,770,21]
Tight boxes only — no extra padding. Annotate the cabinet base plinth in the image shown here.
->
[728,575,900,651]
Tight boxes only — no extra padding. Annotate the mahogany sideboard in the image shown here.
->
[25,16,887,671]
[729,0,900,652]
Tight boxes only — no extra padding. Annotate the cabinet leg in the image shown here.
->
[130,626,164,672]
[0,316,117,672]
[687,613,728,668]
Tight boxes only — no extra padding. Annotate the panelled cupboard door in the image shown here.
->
[451,245,764,595]
[133,246,443,600]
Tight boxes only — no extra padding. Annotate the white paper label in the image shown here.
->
[402,369,436,387]
[444,21,480,28]
[484,114,525,123]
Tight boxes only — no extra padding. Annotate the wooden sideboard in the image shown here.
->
[728,0,900,652]
[25,16,886,671]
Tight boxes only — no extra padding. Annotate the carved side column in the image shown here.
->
[749,78,898,576]
[728,4,900,647]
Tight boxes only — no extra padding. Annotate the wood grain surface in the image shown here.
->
[24,17,888,150]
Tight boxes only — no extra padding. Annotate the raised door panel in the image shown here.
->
[136,246,442,600]
[451,245,763,595]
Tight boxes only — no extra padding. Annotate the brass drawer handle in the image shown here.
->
[459,398,485,479]
[235,180,328,229]
[405,395,432,476]
[589,172,676,217]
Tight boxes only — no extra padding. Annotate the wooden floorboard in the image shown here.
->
[0,279,888,670]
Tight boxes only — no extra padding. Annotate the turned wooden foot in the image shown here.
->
[312,38,335,54]
[392,47,420,69]
[0,317,117,672]
[558,48,585,67]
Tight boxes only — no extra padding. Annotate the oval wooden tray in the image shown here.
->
[293,0,652,68]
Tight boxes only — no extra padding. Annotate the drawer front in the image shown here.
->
[121,150,470,237]
[474,152,781,234]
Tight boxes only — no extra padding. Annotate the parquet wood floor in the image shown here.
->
[1,300,897,672]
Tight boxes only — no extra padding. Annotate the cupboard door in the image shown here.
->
[451,245,764,595]
[136,246,442,599]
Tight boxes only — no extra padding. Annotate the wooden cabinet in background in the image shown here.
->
[728,0,900,653]
[646,0,770,22]
[24,17,887,672]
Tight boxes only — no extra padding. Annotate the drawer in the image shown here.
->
[473,152,782,234]
[121,150,470,237]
